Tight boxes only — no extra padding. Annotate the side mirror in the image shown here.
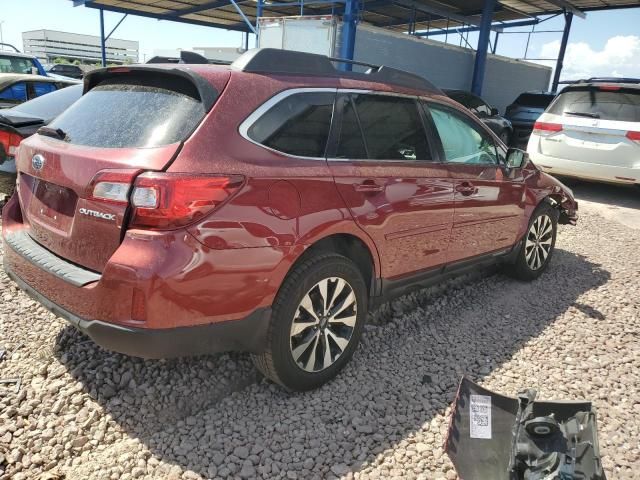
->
[506,148,527,169]
[490,107,499,116]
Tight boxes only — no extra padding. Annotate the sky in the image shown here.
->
[1,0,639,81]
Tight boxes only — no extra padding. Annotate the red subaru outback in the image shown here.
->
[2,49,577,391]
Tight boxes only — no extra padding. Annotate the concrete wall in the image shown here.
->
[342,24,551,114]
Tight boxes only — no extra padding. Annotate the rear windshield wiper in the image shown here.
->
[564,111,600,119]
[37,126,68,141]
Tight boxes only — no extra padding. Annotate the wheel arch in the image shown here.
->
[286,233,379,298]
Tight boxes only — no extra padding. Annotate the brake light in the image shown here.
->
[0,130,23,159]
[599,85,621,91]
[533,121,563,136]
[626,131,640,144]
[130,173,244,230]
[87,169,140,204]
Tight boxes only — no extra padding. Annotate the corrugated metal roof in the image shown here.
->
[74,0,640,33]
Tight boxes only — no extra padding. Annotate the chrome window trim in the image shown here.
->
[238,87,338,161]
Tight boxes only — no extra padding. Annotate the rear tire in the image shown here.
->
[252,253,367,391]
[506,200,559,281]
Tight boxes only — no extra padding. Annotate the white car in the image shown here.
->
[527,79,640,185]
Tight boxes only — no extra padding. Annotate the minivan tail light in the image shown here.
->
[130,173,244,230]
[87,169,141,204]
[533,121,563,136]
[626,131,640,144]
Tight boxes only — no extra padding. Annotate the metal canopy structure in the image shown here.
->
[73,0,640,93]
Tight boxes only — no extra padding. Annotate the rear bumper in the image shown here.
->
[530,152,640,184]
[4,257,271,358]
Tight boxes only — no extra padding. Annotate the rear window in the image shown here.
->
[48,76,206,148]
[513,93,555,108]
[548,87,640,122]
[0,55,35,74]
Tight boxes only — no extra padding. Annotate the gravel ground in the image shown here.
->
[1,208,639,480]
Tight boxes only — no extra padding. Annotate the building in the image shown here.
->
[151,47,245,64]
[22,29,138,65]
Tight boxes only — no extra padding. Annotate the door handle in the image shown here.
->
[354,180,384,193]
[456,182,477,196]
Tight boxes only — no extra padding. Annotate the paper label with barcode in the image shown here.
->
[469,395,492,439]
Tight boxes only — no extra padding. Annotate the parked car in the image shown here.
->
[444,89,513,144]
[0,48,47,76]
[0,74,78,108]
[505,92,556,146]
[528,79,640,185]
[1,49,578,391]
[47,64,84,80]
[0,84,83,203]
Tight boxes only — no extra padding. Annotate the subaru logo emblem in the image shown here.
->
[32,154,45,171]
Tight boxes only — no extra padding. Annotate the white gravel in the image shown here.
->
[1,208,639,480]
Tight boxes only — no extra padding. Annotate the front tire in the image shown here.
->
[252,253,367,391]
[506,200,559,281]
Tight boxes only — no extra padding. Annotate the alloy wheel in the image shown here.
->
[289,277,357,373]
[525,214,553,270]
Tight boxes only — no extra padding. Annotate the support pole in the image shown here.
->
[470,0,496,96]
[99,9,107,67]
[492,31,499,54]
[339,0,358,71]
[551,11,573,92]
[256,0,264,47]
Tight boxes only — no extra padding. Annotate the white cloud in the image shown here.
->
[538,35,640,81]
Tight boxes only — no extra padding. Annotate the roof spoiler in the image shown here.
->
[560,77,640,85]
[232,48,440,93]
[84,65,219,111]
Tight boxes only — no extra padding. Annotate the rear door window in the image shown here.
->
[427,103,498,165]
[47,75,206,148]
[0,82,28,103]
[246,91,334,157]
[513,93,555,109]
[336,93,432,161]
[548,87,640,122]
[30,82,57,99]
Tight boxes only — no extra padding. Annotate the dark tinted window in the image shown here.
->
[48,77,206,148]
[11,84,82,121]
[428,103,497,164]
[335,96,367,159]
[548,87,640,122]
[248,92,334,157]
[446,90,491,115]
[513,93,555,108]
[340,94,431,161]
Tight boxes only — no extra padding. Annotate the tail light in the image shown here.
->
[533,121,563,137]
[87,169,140,204]
[0,130,23,160]
[626,131,640,144]
[130,173,244,230]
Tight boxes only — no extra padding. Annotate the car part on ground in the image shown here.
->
[527,80,640,186]
[0,84,83,200]
[1,48,577,391]
[505,92,556,147]
[445,377,606,480]
[444,89,513,144]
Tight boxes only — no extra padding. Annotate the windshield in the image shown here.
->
[0,55,35,74]
[48,78,205,148]
[513,94,555,109]
[548,87,640,122]
[9,84,82,121]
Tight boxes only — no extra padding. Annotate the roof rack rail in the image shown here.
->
[560,77,640,85]
[231,48,440,93]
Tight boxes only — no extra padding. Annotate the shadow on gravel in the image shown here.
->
[54,248,610,478]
